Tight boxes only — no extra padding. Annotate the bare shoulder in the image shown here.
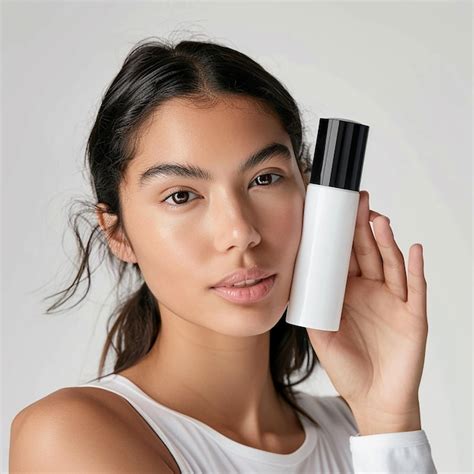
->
[10,387,176,473]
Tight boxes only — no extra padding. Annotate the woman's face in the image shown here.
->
[117,95,307,336]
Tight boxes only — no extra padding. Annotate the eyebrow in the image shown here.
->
[138,142,292,188]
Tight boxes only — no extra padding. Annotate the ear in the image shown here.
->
[96,204,138,264]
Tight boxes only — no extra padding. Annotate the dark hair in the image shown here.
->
[43,36,320,427]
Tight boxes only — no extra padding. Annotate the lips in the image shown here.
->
[211,274,277,303]
[211,267,275,288]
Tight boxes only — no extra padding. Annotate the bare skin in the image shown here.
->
[10,386,181,473]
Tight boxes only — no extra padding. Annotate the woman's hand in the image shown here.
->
[306,190,428,435]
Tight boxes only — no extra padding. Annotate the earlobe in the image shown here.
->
[95,204,138,264]
[114,240,138,264]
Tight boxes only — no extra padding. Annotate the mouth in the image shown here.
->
[211,276,269,289]
[210,274,277,304]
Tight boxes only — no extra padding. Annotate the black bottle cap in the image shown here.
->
[309,118,369,191]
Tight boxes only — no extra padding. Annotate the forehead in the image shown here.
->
[126,95,292,182]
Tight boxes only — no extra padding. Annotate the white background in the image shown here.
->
[2,1,472,472]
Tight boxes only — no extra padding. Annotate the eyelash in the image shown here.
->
[161,173,285,208]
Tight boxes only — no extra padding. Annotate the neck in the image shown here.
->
[121,304,301,443]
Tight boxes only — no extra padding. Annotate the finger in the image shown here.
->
[347,210,388,278]
[406,243,427,317]
[353,191,384,281]
[369,209,389,224]
[372,216,408,301]
[348,245,361,277]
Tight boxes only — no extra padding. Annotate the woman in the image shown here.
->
[9,38,437,473]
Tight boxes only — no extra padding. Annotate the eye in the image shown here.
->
[250,173,284,188]
[162,189,200,207]
[161,173,284,208]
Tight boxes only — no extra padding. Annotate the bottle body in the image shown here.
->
[285,183,360,331]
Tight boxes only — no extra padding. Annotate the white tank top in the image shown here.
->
[78,373,358,473]
[77,373,437,472]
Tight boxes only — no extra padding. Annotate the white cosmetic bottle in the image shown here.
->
[285,118,369,331]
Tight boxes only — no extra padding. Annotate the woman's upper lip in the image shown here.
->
[211,267,275,288]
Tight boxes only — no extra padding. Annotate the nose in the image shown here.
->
[212,194,262,253]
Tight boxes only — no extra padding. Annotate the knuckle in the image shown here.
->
[408,282,424,295]
[353,243,373,256]
[384,258,404,271]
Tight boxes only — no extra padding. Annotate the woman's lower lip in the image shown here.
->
[211,274,276,304]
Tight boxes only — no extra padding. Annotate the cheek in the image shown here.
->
[125,208,201,295]
[262,190,305,255]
